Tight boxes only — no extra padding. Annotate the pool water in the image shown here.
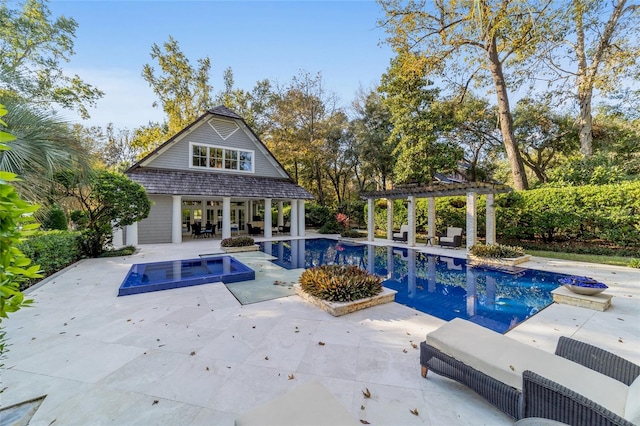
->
[118,256,255,296]
[260,238,566,333]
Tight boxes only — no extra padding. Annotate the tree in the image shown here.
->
[513,98,579,185]
[0,104,40,361]
[0,97,91,203]
[54,170,151,256]
[379,53,462,185]
[0,0,103,118]
[351,87,395,190]
[378,0,555,189]
[539,0,639,158]
[133,36,213,154]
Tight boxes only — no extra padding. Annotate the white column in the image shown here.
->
[112,225,123,247]
[367,198,375,242]
[386,199,394,240]
[277,201,284,228]
[466,191,477,249]
[222,197,231,239]
[428,197,436,243]
[172,195,182,244]
[485,193,496,245]
[290,200,299,237]
[125,222,138,246]
[297,200,305,237]
[407,196,416,247]
[264,198,272,238]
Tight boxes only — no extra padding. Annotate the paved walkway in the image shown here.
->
[1,236,638,425]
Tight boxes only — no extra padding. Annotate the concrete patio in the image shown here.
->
[1,235,639,425]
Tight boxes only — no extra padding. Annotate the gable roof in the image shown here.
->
[127,167,314,199]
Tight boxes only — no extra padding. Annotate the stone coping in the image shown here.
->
[294,285,397,316]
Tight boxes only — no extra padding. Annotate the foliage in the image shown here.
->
[0,0,103,118]
[0,104,40,325]
[220,236,255,247]
[298,264,382,302]
[0,97,91,203]
[469,243,525,259]
[54,169,151,257]
[17,231,81,289]
[42,204,67,230]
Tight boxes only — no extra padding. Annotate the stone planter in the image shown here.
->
[467,254,531,270]
[294,285,396,317]
[221,245,260,253]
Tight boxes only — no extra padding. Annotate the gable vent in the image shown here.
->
[208,118,240,140]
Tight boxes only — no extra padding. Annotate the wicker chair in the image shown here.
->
[522,337,640,426]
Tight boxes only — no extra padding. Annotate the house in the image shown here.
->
[120,106,314,245]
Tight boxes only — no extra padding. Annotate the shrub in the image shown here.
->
[470,243,525,258]
[221,236,255,247]
[18,231,83,289]
[629,259,640,269]
[299,265,383,302]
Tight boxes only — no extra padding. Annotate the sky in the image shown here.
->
[46,0,394,131]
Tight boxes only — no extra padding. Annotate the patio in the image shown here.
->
[2,235,639,425]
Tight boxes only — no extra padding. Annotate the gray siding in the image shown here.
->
[138,195,173,244]
[147,117,285,179]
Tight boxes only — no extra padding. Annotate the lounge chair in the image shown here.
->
[439,227,462,248]
[392,224,409,242]
[420,318,640,423]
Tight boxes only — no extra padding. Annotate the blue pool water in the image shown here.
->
[260,238,566,333]
[118,256,255,296]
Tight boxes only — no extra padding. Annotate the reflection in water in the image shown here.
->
[260,239,563,333]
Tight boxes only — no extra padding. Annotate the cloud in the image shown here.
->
[59,67,165,130]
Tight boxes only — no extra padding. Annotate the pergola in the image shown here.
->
[360,182,512,249]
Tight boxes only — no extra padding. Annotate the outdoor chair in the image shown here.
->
[392,224,409,242]
[438,227,462,248]
[420,318,640,423]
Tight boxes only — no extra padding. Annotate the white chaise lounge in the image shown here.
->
[420,318,640,424]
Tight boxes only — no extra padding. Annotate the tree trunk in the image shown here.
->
[487,38,529,190]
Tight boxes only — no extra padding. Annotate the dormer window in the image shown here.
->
[190,142,254,173]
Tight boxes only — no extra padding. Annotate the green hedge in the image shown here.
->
[366,182,640,247]
[18,231,83,288]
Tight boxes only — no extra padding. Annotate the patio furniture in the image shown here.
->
[392,224,409,242]
[235,380,359,426]
[420,318,640,423]
[438,227,462,248]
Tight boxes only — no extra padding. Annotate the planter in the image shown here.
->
[294,285,397,317]
[467,254,531,269]
[221,245,260,253]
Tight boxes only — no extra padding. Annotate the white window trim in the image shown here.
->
[189,142,255,173]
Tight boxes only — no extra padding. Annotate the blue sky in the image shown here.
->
[47,0,394,130]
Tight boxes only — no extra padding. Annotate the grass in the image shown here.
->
[526,249,635,267]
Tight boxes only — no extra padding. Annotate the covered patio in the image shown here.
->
[360,182,512,248]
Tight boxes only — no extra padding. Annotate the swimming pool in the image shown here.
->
[260,238,566,333]
[118,256,255,296]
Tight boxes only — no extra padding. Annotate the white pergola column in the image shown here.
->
[297,200,305,237]
[264,198,272,238]
[277,201,284,228]
[407,196,416,247]
[172,195,182,244]
[486,193,496,245]
[125,222,138,246]
[290,199,299,237]
[427,197,436,243]
[222,197,231,239]
[466,191,477,249]
[386,199,394,240]
[368,198,375,242]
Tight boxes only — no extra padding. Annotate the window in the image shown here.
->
[190,143,253,172]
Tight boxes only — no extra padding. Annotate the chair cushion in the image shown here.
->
[426,318,628,416]
[625,375,640,423]
[235,380,359,426]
